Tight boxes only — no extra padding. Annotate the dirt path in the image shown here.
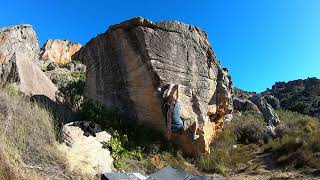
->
[226,146,319,180]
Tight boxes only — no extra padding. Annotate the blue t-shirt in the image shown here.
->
[171,101,184,131]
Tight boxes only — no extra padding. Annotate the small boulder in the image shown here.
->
[57,122,113,176]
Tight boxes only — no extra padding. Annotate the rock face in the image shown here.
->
[0,24,57,100]
[40,39,82,64]
[57,122,113,176]
[79,17,233,156]
[233,97,260,113]
[264,94,281,110]
[249,95,280,126]
[233,88,280,127]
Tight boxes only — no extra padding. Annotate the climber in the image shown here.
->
[160,83,199,140]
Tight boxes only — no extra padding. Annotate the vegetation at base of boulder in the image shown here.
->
[79,100,186,173]
[264,110,320,169]
[52,72,85,111]
[104,131,143,169]
[0,89,88,179]
[195,121,259,175]
[4,83,21,96]
[196,110,320,175]
[232,111,266,144]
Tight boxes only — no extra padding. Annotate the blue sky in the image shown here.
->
[1,0,319,92]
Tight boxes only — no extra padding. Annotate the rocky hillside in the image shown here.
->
[264,77,320,118]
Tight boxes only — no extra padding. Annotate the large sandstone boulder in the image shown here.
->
[79,17,233,156]
[40,39,82,64]
[0,24,57,100]
[57,122,113,176]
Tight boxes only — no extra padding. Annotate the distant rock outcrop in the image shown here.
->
[79,17,233,156]
[233,97,260,113]
[264,94,281,110]
[0,24,58,100]
[40,39,82,64]
[249,95,280,126]
[233,88,280,127]
[264,77,320,118]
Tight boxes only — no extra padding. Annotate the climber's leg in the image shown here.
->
[171,101,184,132]
[193,118,200,140]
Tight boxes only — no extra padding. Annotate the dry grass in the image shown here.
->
[264,110,320,169]
[195,112,264,175]
[0,87,92,179]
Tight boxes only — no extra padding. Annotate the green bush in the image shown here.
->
[70,71,86,80]
[196,111,266,175]
[79,100,174,171]
[52,73,85,111]
[104,131,143,169]
[195,125,235,174]
[265,110,320,169]
[232,111,265,144]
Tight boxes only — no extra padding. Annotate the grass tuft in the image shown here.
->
[0,87,90,179]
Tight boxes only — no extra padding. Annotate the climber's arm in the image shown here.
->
[176,84,180,100]
[165,83,174,98]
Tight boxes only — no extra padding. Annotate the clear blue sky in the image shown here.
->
[1,1,319,92]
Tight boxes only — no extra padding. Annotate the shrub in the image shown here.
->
[79,100,175,172]
[52,73,85,111]
[195,125,235,175]
[232,111,265,144]
[104,131,143,169]
[70,71,85,80]
[196,111,266,175]
[265,110,320,169]
[196,148,228,174]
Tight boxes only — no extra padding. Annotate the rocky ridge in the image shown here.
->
[264,77,320,118]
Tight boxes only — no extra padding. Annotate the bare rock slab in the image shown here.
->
[0,24,58,100]
[79,17,233,156]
